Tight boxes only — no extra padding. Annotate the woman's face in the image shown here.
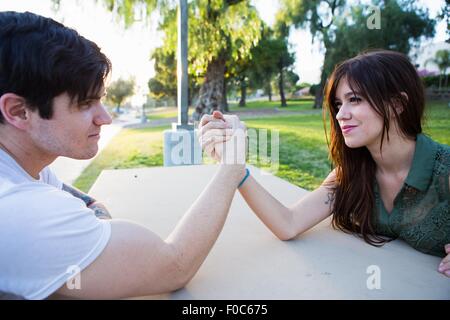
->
[334,78,385,149]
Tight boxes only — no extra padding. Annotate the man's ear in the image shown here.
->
[0,93,30,130]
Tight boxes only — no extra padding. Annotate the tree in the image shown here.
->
[276,0,346,108]
[246,26,286,103]
[241,25,297,107]
[181,0,262,119]
[148,47,177,102]
[425,49,450,90]
[106,77,135,113]
[94,0,262,120]
[277,0,436,108]
[275,38,296,107]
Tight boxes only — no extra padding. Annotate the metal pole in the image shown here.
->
[176,0,191,129]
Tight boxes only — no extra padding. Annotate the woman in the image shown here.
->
[198,50,450,277]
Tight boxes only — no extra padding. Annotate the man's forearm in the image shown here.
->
[87,202,112,220]
[62,184,112,219]
[166,165,245,281]
[62,183,96,206]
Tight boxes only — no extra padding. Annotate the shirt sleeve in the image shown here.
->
[0,182,111,300]
[40,166,63,190]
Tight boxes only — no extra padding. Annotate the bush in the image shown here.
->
[421,75,448,88]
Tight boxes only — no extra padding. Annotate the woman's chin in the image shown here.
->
[343,138,364,149]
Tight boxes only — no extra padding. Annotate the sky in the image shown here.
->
[0,0,447,103]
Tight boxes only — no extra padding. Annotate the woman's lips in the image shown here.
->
[341,125,357,134]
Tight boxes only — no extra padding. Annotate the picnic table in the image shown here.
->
[89,164,449,299]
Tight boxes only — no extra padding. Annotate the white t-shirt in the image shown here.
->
[0,148,111,299]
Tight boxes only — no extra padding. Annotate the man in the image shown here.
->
[0,11,246,299]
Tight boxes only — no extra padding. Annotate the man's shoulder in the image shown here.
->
[0,179,85,216]
[0,178,54,198]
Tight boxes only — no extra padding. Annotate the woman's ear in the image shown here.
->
[0,93,30,130]
[392,92,408,115]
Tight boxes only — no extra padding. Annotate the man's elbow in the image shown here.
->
[165,247,197,291]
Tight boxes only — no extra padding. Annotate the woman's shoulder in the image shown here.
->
[426,137,450,190]
[434,139,450,170]
[420,134,450,170]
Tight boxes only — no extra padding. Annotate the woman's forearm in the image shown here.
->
[238,175,295,240]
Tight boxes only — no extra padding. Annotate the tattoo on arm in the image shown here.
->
[62,184,112,219]
[324,191,335,210]
[88,203,112,220]
[62,183,96,206]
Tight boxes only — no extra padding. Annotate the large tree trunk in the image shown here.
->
[192,56,226,121]
[239,77,247,107]
[313,79,325,109]
[221,76,229,112]
[313,42,331,109]
[278,69,287,107]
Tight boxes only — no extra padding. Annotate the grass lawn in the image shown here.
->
[229,98,314,112]
[145,97,315,120]
[146,107,194,120]
[74,126,168,192]
[74,99,450,193]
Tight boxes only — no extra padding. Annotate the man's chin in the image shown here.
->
[66,148,98,160]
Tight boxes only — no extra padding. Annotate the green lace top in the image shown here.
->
[372,134,450,257]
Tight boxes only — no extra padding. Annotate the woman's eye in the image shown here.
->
[350,96,361,103]
[334,102,342,109]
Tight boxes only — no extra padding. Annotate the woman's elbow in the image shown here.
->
[274,228,298,241]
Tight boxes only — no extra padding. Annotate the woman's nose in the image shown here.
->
[335,104,351,121]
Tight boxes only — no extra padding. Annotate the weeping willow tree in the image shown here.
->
[53,0,262,120]
[159,0,262,119]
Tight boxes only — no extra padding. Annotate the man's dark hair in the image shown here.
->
[0,11,111,123]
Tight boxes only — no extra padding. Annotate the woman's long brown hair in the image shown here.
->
[323,50,425,246]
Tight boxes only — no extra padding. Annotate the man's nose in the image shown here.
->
[94,104,112,126]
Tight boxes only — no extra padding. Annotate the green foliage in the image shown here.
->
[322,0,436,76]
[228,24,298,105]
[148,47,177,100]
[103,0,263,104]
[429,49,450,74]
[425,49,450,89]
[422,75,448,88]
[155,0,262,79]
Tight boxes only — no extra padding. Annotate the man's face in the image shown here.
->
[28,91,112,160]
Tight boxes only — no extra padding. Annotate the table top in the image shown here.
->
[89,164,449,299]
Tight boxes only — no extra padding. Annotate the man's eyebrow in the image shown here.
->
[83,92,107,101]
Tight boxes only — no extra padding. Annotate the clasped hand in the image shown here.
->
[198,111,247,164]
